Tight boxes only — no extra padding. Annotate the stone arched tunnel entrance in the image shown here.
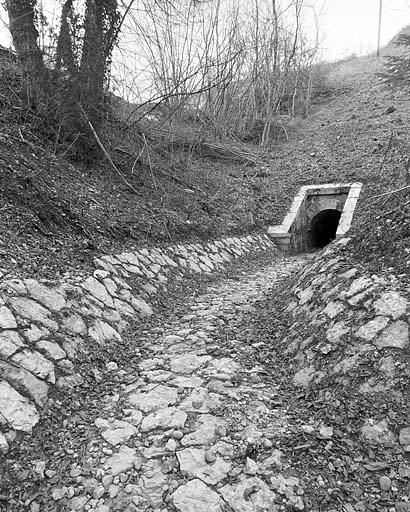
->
[267,183,362,254]
[309,209,342,249]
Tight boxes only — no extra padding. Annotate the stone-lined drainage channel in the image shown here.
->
[37,255,308,512]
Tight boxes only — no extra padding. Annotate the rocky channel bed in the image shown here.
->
[0,234,275,439]
[0,235,409,512]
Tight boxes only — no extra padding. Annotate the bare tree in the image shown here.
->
[5,0,46,101]
[5,0,121,148]
[113,0,320,148]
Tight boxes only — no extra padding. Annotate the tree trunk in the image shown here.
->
[79,0,105,127]
[5,0,46,100]
[56,0,76,75]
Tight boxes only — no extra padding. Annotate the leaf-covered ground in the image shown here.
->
[1,38,410,281]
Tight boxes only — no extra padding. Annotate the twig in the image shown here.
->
[18,128,26,143]
[131,138,148,174]
[78,104,139,195]
[116,145,205,195]
[363,184,410,208]
[378,130,394,179]
[380,198,410,217]
[293,443,314,452]
[61,133,81,157]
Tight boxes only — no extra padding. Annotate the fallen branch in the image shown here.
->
[378,130,394,179]
[361,184,410,210]
[380,198,410,217]
[78,104,139,195]
[154,131,261,165]
[116,146,206,196]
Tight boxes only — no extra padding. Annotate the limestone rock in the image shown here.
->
[270,474,299,494]
[3,279,27,295]
[172,479,223,512]
[62,314,87,335]
[346,277,374,298]
[177,447,231,484]
[122,409,143,426]
[220,476,277,512]
[99,421,137,446]
[375,321,409,349]
[166,438,178,451]
[399,427,410,446]
[82,277,114,307]
[182,414,227,446]
[25,279,66,311]
[144,370,173,383]
[333,353,361,374]
[326,321,349,344]
[61,337,83,359]
[52,487,67,501]
[0,330,25,358]
[8,297,58,330]
[89,320,121,343]
[139,357,164,371]
[374,291,407,319]
[69,496,89,510]
[356,316,390,341]
[102,278,118,296]
[361,419,396,445]
[293,366,317,387]
[113,299,136,318]
[127,384,178,413]
[141,407,187,432]
[379,475,392,491]
[170,354,211,374]
[35,340,66,360]
[203,357,240,379]
[0,306,17,329]
[0,432,9,453]
[244,457,258,475]
[0,380,40,432]
[298,286,313,305]
[171,375,204,388]
[0,360,49,406]
[140,467,168,507]
[259,451,283,473]
[105,445,140,475]
[181,387,222,414]
[207,379,240,399]
[23,324,47,342]
[56,374,84,391]
[321,301,345,320]
[130,296,153,317]
[12,349,56,383]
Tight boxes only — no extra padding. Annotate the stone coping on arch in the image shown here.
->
[267,182,363,254]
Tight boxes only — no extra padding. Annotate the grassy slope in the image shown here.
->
[1,38,409,279]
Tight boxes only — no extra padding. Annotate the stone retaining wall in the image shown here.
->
[0,234,276,445]
[282,238,410,449]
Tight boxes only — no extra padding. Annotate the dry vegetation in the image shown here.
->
[1,13,410,281]
[0,0,326,278]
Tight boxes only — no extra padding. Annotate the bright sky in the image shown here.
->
[0,0,409,61]
[311,0,410,60]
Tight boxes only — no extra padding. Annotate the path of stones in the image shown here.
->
[53,255,309,512]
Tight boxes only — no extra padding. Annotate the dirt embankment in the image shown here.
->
[1,42,410,280]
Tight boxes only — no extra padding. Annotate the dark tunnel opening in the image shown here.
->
[310,209,342,249]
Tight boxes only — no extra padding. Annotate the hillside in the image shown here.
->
[1,35,409,282]
[1,32,410,512]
